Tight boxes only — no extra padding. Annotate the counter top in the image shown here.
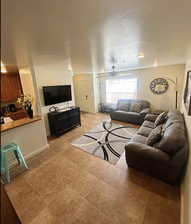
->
[0,116,42,132]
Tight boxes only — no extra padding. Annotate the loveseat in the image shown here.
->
[110,99,150,125]
[125,110,188,185]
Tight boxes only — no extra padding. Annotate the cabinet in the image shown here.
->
[1,72,23,102]
[48,107,81,136]
[1,183,21,224]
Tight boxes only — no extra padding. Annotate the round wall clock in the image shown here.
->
[150,78,169,95]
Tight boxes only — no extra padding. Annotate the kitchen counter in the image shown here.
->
[2,108,28,120]
[0,116,42,132]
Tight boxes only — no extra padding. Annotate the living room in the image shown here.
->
[1,0,191,224]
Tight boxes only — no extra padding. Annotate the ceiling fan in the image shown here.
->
[111,65,117,76]
[97,56,119,78]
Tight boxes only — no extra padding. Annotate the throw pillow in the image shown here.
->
[154,112,167,128]
[161,124,166,136]
[130,103,142,113]
[146,125,162,146]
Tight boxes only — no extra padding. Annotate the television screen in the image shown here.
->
[43,85,72,106]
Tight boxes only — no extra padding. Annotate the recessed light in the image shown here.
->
[137,53,144,58]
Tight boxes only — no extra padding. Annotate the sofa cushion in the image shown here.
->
[165,112,184,129]
[111,110,129,121]
[130,103,142,113]
[110,110,144,124]
[137,126,153,137]
[165,119,182,129]
[154,112,167,128]
[146,125,162,146]
[142,120,155,129]
[154,123,186,156]
[118,101,130,112]
[140,108,150,115]
[126,111,140,116]
[131,134,147,144]
[145,114,158,122]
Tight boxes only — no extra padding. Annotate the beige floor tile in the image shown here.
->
[68,170,101,197]
[29,209,54,224]
[7,182,45,224]
[6,112,180,224]
[143,193,180,224]
[71,197,119,224]
[85,177,147,224]
[24,161,71,198]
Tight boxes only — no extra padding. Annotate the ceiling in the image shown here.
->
[1,0,191,73]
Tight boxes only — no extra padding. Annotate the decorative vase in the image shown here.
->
[25,105,33,118]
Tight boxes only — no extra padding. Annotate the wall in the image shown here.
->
[1,0,49,161]
[1,120,48,165]
[93,72,100,112]
[33,56,75,136]
[1,62,49,165]
[98,64,185,111]
[181,58,191,224]
[19,67,37,115]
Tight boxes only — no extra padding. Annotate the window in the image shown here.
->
[106,78,137,104]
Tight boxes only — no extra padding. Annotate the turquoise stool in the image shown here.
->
[1,143,29,183]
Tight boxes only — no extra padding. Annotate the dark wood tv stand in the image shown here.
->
[48,107,81,136]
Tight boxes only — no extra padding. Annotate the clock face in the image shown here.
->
[150,78,169,95]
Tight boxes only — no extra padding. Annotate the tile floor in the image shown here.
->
[5,112,180,224]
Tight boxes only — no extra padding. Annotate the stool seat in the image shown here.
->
[2,143,18,151]
[1,143,28,183]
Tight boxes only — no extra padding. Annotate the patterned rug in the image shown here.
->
[71,120,138,164]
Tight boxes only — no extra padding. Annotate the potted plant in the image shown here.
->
[17,94,33,118]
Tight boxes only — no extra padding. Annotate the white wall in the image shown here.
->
[33,56,75,136]
[1,120,48,165]
[19,67,38,115]
[93,72,100,112]
[98,64,185,111]
[181,59,191,224]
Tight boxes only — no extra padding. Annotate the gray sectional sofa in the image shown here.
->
[125,110,188,185]
[110,99,150,125]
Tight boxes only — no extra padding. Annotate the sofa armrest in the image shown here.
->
[140,108,150,116]
[125,142,169,162]
[144,114,158,122]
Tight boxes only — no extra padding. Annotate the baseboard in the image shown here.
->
[9,144,49,168]
[180,184,184,224]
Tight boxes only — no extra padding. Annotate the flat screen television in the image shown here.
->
[43,85,72,106]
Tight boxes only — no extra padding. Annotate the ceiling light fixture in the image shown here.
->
[1,61,7,73]
[137,52,144,58]
[111,65,117,76]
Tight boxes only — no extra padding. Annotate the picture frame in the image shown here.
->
[183,70,191,115]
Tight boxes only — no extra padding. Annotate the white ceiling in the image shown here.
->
[1,0,191,73]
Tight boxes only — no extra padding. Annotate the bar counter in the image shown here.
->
[0,116,42,132]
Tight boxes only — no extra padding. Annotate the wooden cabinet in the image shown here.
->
[48,107,81,136]
[1,72,23,102]
[1,184,21,224]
